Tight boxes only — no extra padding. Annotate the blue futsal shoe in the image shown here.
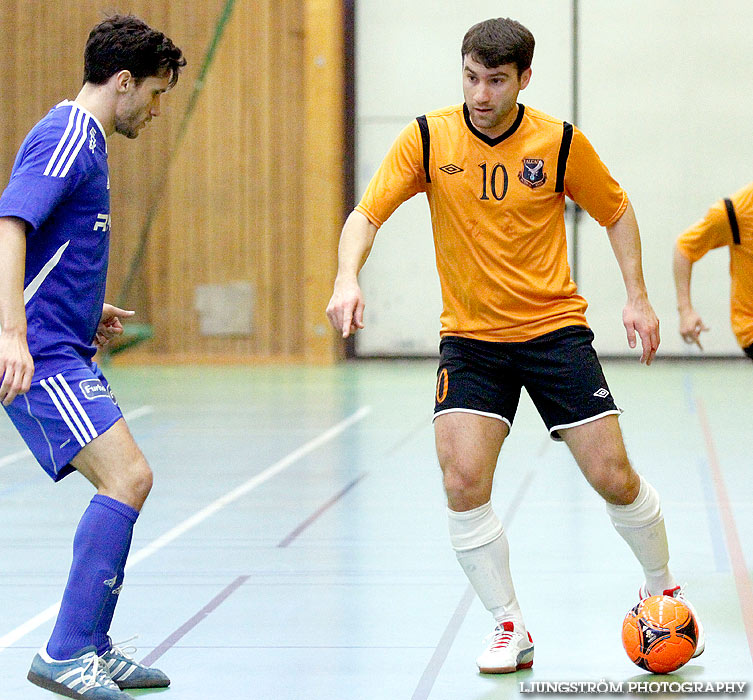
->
[27,645,132,699]
[101,640,170,689]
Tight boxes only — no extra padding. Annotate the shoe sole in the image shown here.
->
[28,670,89,700]
[115,678,170,689]
[478,659,533,674]
[690,612,705,658]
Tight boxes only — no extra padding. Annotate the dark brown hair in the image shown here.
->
[461,18,534,74]
[84,14,186,88]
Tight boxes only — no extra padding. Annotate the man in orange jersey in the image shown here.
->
[673,182,753,359]
[326,18,704,672]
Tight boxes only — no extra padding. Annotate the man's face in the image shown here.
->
[114,73,172,139]
[462,55,530,137]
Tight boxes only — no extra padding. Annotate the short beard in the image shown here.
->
[114,118,140,139]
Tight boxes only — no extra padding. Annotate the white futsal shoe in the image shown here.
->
[639,583,705,657]
[476,620,534,673]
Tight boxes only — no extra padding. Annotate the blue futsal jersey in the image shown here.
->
[0,101,110,377]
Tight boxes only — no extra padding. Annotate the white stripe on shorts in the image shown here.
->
[40,378,87,448]
[56,374,98,440]
[46,374,94,443]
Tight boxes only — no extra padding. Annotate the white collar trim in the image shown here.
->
[58,100,107,142]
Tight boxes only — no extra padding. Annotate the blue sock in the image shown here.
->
[47,495,139,660]
[92,528,132,655]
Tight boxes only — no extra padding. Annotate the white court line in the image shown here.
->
[0,405,371,652]
[0,450,30,469]
[0,406,155,470]
[121,405,155,422]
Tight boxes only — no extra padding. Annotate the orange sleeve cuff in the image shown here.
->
[354,204,383,229]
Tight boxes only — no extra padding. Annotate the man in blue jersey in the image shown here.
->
[0,15,185,700]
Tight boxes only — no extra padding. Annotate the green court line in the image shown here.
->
[116,0,238,310]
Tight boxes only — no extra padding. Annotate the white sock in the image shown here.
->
[448,502,524,627]
[606,476,676,594]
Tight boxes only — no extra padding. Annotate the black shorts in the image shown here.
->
[433,325,621,441]
[744,344,753,361]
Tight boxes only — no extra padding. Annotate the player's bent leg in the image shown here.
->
[72,420,170,686]
[560,415,672,579]
[72,419,152,655]
[435,412,533,672]
[560,415,674,591]
[41,420,169,690]
[45,492,140,661]
[560,415,704,655]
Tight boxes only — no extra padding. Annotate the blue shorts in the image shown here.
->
[3,362,123,481]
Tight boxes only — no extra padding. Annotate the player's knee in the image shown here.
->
[442,464,489,510]
[134,461,154,502]
[590,456,639,505]
[122,457,153,507]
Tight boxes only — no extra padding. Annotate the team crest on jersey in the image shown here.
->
[439,163,464,175]
[518,158,547,188]
[89,127,97,153]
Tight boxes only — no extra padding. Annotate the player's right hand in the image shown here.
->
[326,279,365,339]
[678,308,708,350]
[0,331,34,406]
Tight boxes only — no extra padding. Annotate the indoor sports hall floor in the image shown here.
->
[0,358,751,699]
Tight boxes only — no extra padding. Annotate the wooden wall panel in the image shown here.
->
[0,0,343,364]
[303,0,345,362]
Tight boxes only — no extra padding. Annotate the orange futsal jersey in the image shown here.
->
[356,103,628,342]
[676,182,753,349]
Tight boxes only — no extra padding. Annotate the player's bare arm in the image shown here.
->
[95,304,135,349]
[605,200,660,365]
[326,210,378,338]
[672,244,708,349]
[0,216,33,405]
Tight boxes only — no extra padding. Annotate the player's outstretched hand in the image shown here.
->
[0,331,33,406]
[95,304,135,349]
[326,279,365,339]
[623,294,660,365]
[678,307,708,350]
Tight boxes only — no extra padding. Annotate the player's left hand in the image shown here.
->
[623,293,660,365]
[95,304,135,349]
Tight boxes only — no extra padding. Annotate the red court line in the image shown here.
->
[411,469,536,700]
[277,472,369,548]
[411,585,476,700]
[140,575,250,667]
[696,397,753,664]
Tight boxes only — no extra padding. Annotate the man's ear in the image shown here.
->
[519,67,532,91]
[114,70,133,93]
